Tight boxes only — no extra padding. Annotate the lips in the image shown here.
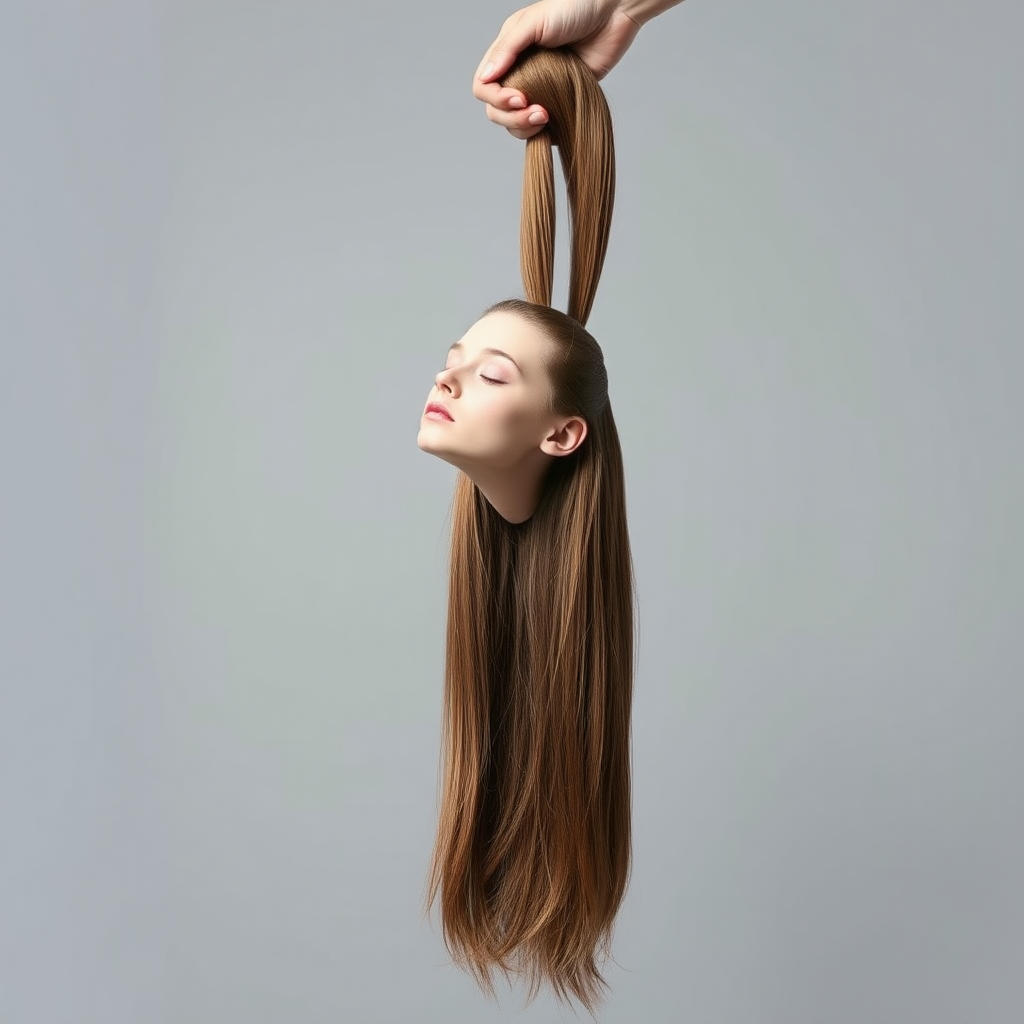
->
[424,402,454,422]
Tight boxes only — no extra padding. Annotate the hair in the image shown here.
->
[424,46,635,1016]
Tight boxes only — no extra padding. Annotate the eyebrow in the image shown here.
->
[448,341,523,374]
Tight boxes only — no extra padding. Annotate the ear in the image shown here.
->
[540,415,588,457]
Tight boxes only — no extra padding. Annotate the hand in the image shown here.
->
[473,0,643,140]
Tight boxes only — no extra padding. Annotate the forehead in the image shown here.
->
[453,312,550,366]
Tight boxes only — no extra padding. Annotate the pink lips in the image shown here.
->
[424,402,454,422]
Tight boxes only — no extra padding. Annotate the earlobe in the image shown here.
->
[541,416,588,457]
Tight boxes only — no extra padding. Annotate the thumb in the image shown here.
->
[477,12,544,82]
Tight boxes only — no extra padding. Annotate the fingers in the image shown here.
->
[472,4,552,139]
[474,79,549,138]
[471,80,525,108]
[484,101,550,140]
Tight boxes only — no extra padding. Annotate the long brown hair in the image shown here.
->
[425,46,634,1016]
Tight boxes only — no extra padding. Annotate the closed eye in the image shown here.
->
[438,362,506,385]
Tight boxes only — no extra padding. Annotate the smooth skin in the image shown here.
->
[418,311,587,524]
[473,0,687,139]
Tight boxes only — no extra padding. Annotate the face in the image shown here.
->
[417,312,560,472]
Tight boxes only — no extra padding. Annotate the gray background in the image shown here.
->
[2,0,1022,1021]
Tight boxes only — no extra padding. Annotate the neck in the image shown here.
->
[457,454,550,524]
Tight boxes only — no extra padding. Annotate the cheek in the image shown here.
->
[472,390,542,436]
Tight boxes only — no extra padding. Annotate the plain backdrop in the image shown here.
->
[2,1,1022,1022]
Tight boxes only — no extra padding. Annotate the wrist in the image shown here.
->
[616,0,683,28]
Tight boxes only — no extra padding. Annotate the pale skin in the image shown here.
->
[417,312,587,524]
[473,0,688,140]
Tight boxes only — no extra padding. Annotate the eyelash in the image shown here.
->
[440,366,505,386]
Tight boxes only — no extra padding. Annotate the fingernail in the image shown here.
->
[528,110,547,125]
[509,95,525,109]
[481,61,494,80]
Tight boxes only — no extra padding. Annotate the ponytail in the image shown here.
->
[505,45,616,325]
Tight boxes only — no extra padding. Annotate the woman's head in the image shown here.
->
[417,299,607,483]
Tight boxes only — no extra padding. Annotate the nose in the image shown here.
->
[434,367,457,395]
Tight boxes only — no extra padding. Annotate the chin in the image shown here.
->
[417,430,451,460]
